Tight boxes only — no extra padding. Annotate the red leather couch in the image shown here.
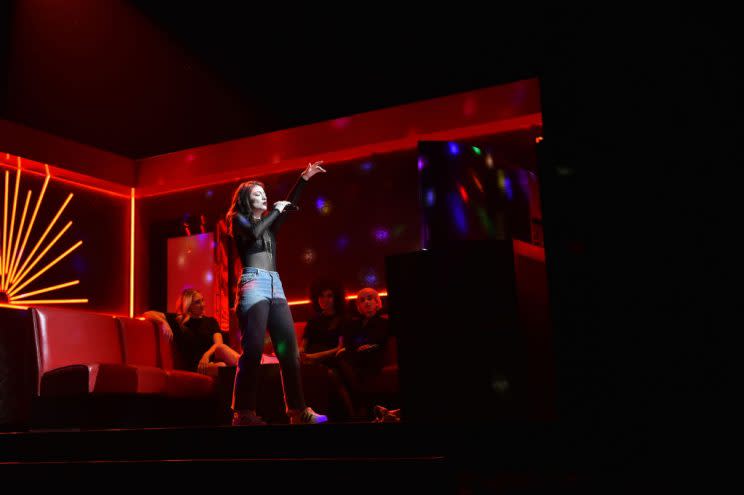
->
[0,305,220,430]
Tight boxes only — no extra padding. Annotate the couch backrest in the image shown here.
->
[116,317,160,367]
[32,307,124,377]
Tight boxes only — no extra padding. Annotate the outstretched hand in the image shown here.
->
[302,160,326,180]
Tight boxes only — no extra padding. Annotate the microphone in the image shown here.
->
[283,203,300,211]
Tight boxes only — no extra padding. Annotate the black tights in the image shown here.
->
[232,299,305,412]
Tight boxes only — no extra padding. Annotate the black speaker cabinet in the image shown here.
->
[386,239,554,423]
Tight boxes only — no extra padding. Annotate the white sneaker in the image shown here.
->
[288,407,328,425]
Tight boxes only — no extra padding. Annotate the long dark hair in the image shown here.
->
[225,180,265,237]
[309,278,346,316]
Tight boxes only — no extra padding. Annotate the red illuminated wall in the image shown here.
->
[133,79,542,314]
[137,132,543,316]
[0,119,136,186]
[138,151,423,314]
[2,79,542,316]
[136,79,542,197]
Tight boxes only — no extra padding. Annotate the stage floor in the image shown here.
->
[0,422,584,492]
[2,422,447,463]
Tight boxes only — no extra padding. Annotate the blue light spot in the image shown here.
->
[72,254,87,273]
[373,228,390,242]
[503,177,513,200]
[364,271,378,285]
[336,235,350,251]
[449,142,459,155]
[449,193,468,234]
[518,170,530,193]
[425,189,435,207]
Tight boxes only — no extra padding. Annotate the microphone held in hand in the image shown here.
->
[283,203,300,212]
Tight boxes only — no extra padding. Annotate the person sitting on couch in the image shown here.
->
[336,287,390,418]
[143,288,240,377]
[299,278,346,367]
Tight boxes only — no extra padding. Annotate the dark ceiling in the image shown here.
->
[0,2,546,159]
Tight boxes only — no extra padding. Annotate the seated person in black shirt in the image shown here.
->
[299,279,345,366]
[143,288,240,377]
[336,287,390,417]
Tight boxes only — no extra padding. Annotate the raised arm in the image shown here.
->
[271,161,326,233]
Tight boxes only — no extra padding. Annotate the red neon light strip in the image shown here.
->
[16,299,88,305]
[287,291,388,306]
[6,165,21,280]
[137,114,543,198]
[130,188,135,317]
[11,279,80,300]
[0,159,130,199]
[2,171,8,290]
[0,302,28,310]
[8,168,50,284]
[7,190,32,284]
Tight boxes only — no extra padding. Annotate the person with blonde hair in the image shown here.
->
[336,287,391,418]
[144,288,239,376]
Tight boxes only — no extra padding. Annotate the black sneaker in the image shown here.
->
[232,410,267,426]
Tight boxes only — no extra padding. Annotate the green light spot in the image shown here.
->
[477,208,495,237]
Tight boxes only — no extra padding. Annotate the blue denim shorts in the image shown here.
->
[236,267,287,311]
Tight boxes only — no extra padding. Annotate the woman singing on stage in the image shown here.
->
[226,160,328,425]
